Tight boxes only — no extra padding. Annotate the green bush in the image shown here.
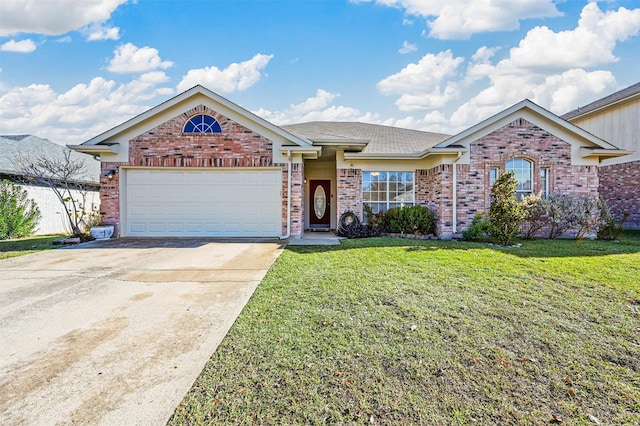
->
[371,205,436,235]
[462,212,490,241]
[597,198,628,240]
[0,180,41,239]
[488,171,525,245]
[520,193,548,239]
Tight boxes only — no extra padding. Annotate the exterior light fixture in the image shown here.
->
[106,170,116,180]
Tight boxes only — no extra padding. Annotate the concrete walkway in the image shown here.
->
[287,231,343,246]
[0,238,284,425]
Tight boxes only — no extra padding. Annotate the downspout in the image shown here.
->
[280,150,292,240]
[452,152,463,234]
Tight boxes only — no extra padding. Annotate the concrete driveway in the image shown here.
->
[0,238,284,425]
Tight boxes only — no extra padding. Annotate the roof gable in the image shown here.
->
[78,85,313,149]
[436,99,619,151]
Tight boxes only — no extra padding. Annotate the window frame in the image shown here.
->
[362,171,415,219]
[182,114,222,134]
[505,157,534,199]
[540,167,550,198]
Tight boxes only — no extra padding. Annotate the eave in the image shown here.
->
[68,144,120,155]
[312,139,368,152]
[343,146,467,160]
[580,147,634,160]
[280,145,322,160]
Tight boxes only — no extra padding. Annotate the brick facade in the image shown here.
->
[416,165,453,236]
[336,168,362,219]
[599,160,640,229]
[129,105,273,167]
[99,162,127,234]
[455,118,599,233]
[324,120,601,238]
[99,104,304,237]
[281,163,304,236]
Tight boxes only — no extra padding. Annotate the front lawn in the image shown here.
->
[0,234,65,260]
[170,234,640,425]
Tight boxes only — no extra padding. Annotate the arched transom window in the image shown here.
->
[183,114,222,134]
[505,158,533,199]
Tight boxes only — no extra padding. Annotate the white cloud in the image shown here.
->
[399,40,417,54]
[254,89,378,125]
[0,39,37,53]
[377,50,464,111]
[107,43,174,73]
[177,53,274,93]
[0,75,173,144]
[373,2,639,133]
[82,21,120,41]
[353,0,561,39]
[447,2,640,129]
[508,2,640,69]
[0,0,128,36]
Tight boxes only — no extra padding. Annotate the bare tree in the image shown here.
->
[12,148,99,237]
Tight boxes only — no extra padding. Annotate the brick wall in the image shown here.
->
[280,162,304,237]
[336,168,362,219]
[98,104,302,237]
[99,162,127,235]
[416,165,452,236]
[129,105,273,167]
[456,118,599,233]
[599,160,640,229]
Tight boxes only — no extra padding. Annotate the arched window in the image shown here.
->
[183,114,222,134]
[505,158,533,199]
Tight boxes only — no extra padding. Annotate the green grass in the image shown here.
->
[0,234,65,260]
[170,233,640,425]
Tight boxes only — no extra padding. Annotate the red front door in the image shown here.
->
[309,180,331,227]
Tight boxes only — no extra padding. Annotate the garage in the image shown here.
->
[124,168,282,237]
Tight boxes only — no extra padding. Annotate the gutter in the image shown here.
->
[280,150,292,240]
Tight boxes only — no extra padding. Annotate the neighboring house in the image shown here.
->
[0,135,100,235]
[563,82,640,229]
[70,85,629,239]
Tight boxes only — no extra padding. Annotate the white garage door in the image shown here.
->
[124,169,282,237]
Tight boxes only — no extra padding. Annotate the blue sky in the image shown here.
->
[1,0,639,145]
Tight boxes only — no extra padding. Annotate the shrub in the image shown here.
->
[488,171,525,245]
[573,196,600,240]
[0,180,41,239]
[545,193,578,239]
[461,213,490,241]
[597,198,628,240]
[376,205,436,235]
[520,193,548,239]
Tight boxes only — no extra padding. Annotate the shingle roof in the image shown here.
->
[562,82,640,120]
[281,121,451,154]
[0,135,100,183]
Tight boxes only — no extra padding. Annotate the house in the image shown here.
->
[70,85,630,239]
[563,82,640,229]
[0,135,100,235]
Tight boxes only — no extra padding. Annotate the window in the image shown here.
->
[505,158,533,199]
[363,171,414,217]
[489,167,499,188]
[540,167,550,198]
[183,114,222,133]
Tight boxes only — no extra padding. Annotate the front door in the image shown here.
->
[309,180,331,228]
